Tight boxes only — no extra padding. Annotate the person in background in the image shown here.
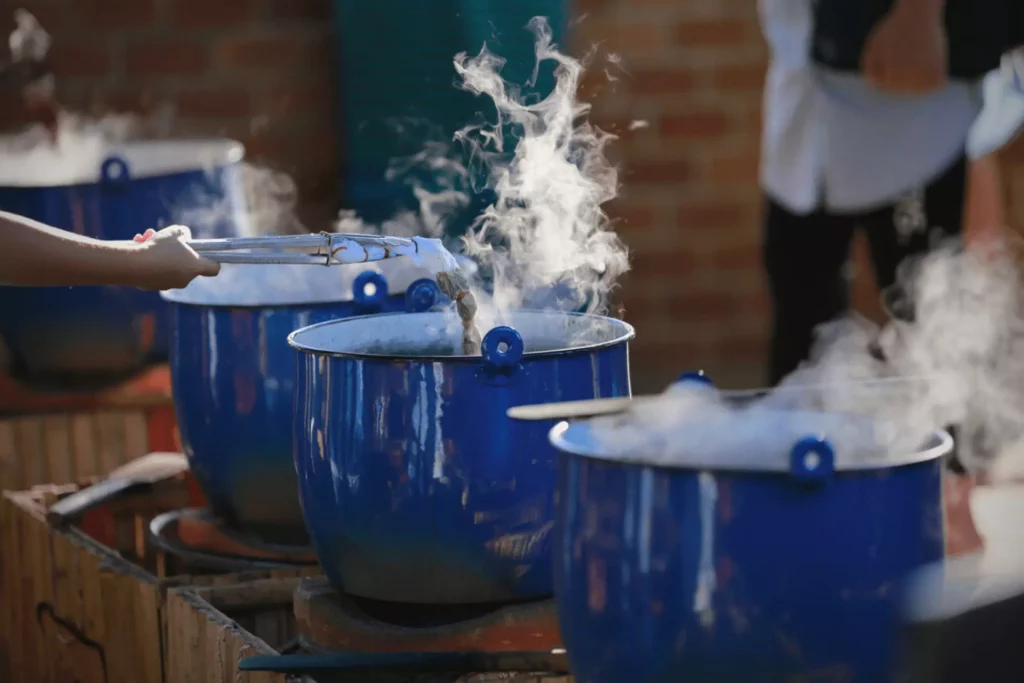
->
[760,0,992,386]
[0,213,220,290]
[964,50,1024,245]
[758,0,1022,555]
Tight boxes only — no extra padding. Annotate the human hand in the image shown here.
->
[130,225,220,291]
[861,2,948,94]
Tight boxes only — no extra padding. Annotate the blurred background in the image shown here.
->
[0,0,1021,393]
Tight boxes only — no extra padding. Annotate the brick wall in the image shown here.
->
[0,0,339,227]
[573,0,769,391]
[0,0,1021,392]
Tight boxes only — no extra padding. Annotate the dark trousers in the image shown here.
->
[763,156,968,469]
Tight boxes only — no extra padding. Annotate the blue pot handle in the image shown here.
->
[481,326,524,372]
[789,436,835,483]
[353,271,389,311]
[100,156,131,185]
[674,370,714,388]
[404,278,440,313]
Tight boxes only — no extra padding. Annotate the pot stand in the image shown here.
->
[237,575,568,680]
[148,507,318,572]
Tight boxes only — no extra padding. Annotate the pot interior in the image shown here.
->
[288,310,635,359]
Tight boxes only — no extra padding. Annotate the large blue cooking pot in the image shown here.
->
[289,310,635,603]
[0,138,245,385]
[549,377,950,683]
[162,259,462,544]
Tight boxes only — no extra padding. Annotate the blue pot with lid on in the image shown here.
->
[289,309,634,603]
[163,256,472,544]
[0,137,246,386]
[549,374,950,683]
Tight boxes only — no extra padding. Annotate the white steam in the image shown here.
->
[452,17,630,318]
[590,237,1024,473]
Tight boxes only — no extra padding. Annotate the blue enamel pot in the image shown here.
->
[549,375,951,683]
[162,258,466,543]
[289,310,634,603]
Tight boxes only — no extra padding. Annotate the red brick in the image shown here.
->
[716,331,767,360]
[709,153,760,184]
[666,292,743,319]
[176,87,252,119]
[217,34,329,71]
[713,64,767,91]
[627,160,691,185]
[218,36,297,70]
[77,0,157,29]
[608,205,656,230]
[574,0,608,13]
[267,82,333,115]
[676,203,747,230]
[630,68,695,95]
[617,294,662,320]
[268,0,333,20]
[711,245,761,270]
[597,24,665,54]
[659,113,730,139]
[8,4,65,33]
[50,43,111,78]
[89,86,153,114]
[126,40,207,76]
[169,0,257,27]
[675,19,751,46]
[630,250,698,275]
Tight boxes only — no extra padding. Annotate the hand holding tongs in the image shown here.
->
[188,231,422,266]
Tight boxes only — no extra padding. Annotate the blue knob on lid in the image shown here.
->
[674,370,714,388]
[789,436,835,483]
[353,271,389,310]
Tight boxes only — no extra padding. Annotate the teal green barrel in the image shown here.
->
[332,0,570,240]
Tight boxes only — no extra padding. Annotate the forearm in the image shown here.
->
[0,211,142,287]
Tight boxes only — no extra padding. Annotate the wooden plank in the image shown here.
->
[173,579,573,683]
[0,481,317,683]
[123,411,149,463]
[42,414,74,485]
[165,581,306,683]
[95,412,126,476]
[15,417,45,489]
[0,364,173,415]
[0,421,18,492]
[1,403,177,493]
[70,414,99,482]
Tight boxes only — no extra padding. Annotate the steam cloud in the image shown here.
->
[591,236,1024,475]
[452,17,629,318]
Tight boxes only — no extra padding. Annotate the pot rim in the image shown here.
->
[548,418,953,473]
[286,310,637,362]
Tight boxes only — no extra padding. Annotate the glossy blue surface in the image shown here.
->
[168,278,442,544]
[552,422,949,683]
[290,310,634,603]
[0,141,245,383]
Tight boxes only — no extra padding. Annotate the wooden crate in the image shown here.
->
[0,477,318,683]
[165,577,313,683]
[0,365,178,492]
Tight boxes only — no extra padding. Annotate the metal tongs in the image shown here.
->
[189,231,422,266]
